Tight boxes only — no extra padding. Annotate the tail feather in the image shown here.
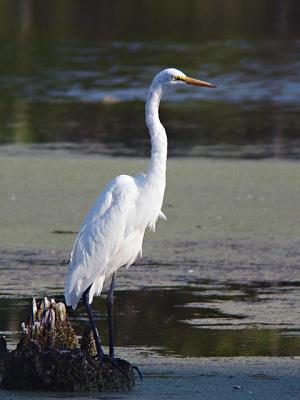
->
[65,287,80,310]
[65,274,105,309]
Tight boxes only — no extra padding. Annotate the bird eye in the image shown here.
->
[171,75,178,81]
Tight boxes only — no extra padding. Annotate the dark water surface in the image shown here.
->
[0,1,299,158]
[1,284,300,358]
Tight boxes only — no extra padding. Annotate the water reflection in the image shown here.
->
[0,1,299,157]
[1,287,300,358]
[0,0,299,43]
[0,99,299,159]
[1,41,300,104]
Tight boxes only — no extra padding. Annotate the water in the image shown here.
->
[1,285,300,359]
[0,39,299,158]
[0,1,299,158]
[0,2,300,398]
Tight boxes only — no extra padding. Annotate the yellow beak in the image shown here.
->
[181,76,217,88]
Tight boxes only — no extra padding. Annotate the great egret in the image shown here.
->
[64,68,216,362]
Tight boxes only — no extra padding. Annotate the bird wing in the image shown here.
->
[65,174,139,308]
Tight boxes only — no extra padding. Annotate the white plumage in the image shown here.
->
[64,68,216,309]
[65,174,165,308]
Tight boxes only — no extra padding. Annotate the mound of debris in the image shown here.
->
[0,298,135,391]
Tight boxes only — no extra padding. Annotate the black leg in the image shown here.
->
[82,285,105,361]
[82,282,139,385]
[107,272,117,359]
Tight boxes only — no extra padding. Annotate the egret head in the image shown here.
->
[153,68,216,89]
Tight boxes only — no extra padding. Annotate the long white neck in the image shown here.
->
[145,82,167,180]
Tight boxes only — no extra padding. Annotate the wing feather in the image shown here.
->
[65,175,139,308]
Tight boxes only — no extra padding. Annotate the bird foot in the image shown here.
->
[91,354,135,386]
[91,353,141,383]
[108,357,143,382]
[132,364,143,381]
[109,356,137,388]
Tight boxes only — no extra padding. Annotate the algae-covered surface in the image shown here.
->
[0,153,299,249]
[0,152,300,399]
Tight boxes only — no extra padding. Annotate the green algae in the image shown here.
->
[0,154,299,255]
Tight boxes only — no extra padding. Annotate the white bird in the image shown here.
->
[64,68,216,361]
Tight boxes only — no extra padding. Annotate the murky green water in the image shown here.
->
[1,285,300,359]
[0,1,299,158]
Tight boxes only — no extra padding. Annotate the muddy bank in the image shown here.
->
[131,353,300,400]
[1,350,300,400]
